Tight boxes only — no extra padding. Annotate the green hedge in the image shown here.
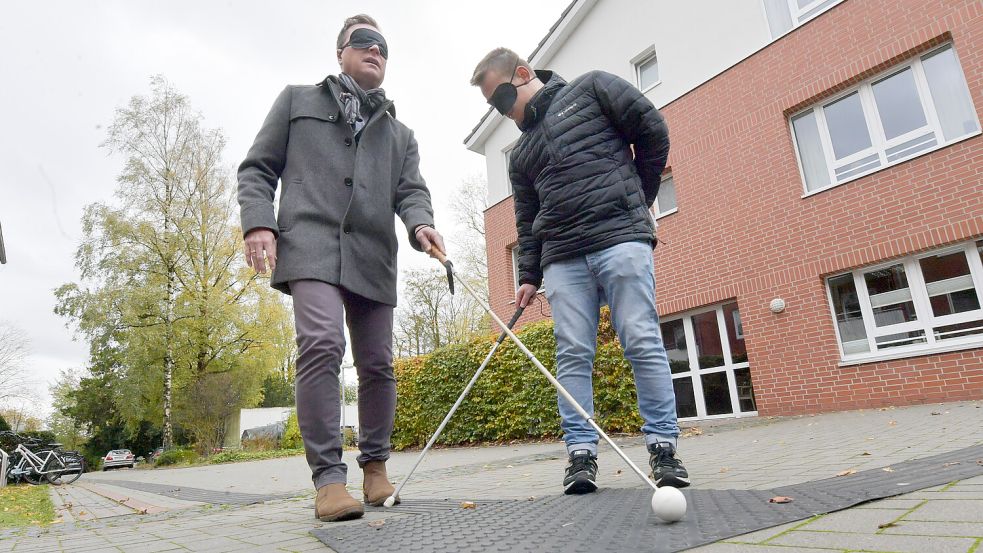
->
[392,309,643,450]
[155,447,198,466]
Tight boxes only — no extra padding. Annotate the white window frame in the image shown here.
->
[791,43,981,197]
[631,46,660,93]
[787,0,842,27]
[826,239,983,366]
[663,302,757,421]
[763,0,845,39]
[503,141,516,179]
[652,174,678,219]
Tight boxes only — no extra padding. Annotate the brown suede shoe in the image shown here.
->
[315,483,364,522]
[362,460,398,506]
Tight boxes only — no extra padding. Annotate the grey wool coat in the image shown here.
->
[237,78,435,306]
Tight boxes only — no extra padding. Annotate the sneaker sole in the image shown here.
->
[564,477,598,495]
[654,473,691,488]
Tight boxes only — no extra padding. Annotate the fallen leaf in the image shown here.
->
[505,465,513,469]
[368,520,385,528]
[883,467,895,472]
[931,411,942,415]
[942,462,961,467]
[769,496,793,504]
[878,521,898,529]
[861,452,872,456]
[527,496,535,501]
[460,501,477,510]
[836,469,858,477]
[719,467,730,474]
[615,469,623,475]
[888,421,897,426]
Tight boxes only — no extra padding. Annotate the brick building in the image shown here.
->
[466,0,983,420]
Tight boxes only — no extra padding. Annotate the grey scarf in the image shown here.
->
[336,73,387,127]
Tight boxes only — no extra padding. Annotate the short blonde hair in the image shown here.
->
[337,14,380,50]
[470,47,532,86]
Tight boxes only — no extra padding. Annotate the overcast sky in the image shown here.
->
[0,0,568,418]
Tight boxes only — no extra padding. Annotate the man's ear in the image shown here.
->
[516,65,533,81]
[337,49,344,65]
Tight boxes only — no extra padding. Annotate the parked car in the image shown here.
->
[147,447,164,464]
[102,449,135,470]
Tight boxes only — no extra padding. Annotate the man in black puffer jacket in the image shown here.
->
[471,48,689,494]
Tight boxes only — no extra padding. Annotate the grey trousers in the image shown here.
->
[289,279,396,490]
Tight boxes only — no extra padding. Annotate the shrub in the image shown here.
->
[208,448,304,464]
[391,309,643,450]
[155,447,197,466]
[281,410,302,450]
[241,435,279,452]
[342,426,357,448]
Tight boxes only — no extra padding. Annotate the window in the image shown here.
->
[652,174,677,218]
[763,0,844,38]
[791,44,980,194]
[826,240,983,362]
[662,302,756,420]
[632,47,660,91]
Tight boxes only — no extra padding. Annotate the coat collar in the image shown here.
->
[519,70,566,132]
[318,75,397,120]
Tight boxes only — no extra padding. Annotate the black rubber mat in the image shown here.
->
[311,444,983,553]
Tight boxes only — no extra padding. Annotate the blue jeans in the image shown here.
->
[543,241,679,455]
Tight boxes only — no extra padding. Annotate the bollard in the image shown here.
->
[0,448,8,488]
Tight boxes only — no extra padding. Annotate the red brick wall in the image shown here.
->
[483,0,983,415]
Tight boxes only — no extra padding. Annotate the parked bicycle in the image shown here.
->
[1,431,85,485]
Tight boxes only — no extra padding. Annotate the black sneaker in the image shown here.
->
[563,449,598,495]
[648,442,690,488]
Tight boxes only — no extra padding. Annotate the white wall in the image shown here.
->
[482,0,774,206]
[239,407,292,434]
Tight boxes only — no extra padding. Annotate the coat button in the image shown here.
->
[343,225,351,234]
[344,177,353,186]
[344,137,353,146]
[328,115,336,121]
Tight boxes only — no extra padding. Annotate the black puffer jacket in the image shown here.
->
[509,70,670,288]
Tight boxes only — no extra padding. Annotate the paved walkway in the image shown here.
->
[0,400,979,552]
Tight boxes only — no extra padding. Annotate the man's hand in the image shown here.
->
[515,283,538,308]
[244,228,277,274]
[415,226,446,259]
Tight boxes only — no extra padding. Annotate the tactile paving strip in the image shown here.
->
[311,444,983,553]
[95,479,297,505]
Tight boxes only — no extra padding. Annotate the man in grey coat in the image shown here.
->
[237,14,445,522]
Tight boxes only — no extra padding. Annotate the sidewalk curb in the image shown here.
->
[74,480,169,515]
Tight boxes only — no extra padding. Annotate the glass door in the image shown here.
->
[661,302,756,420]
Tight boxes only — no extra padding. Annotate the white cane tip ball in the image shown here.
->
[383,497,396,508]
[651,486,686,522]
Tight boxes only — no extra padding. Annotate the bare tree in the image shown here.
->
[448,175,488,283]
[393,268,486,358]
[0,322,36,406]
